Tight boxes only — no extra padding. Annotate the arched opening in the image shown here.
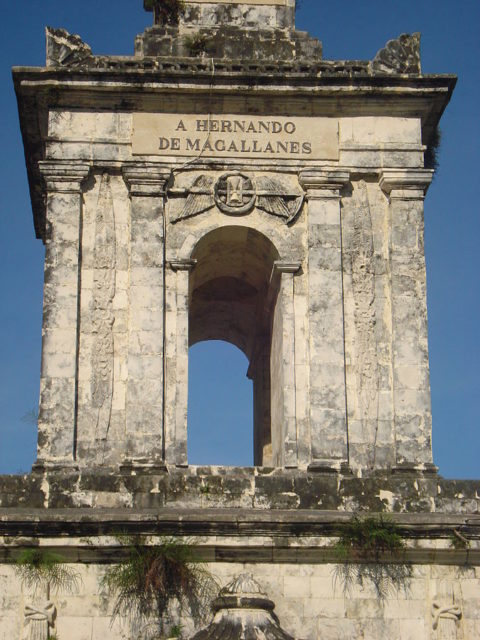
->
[188,340,253,466]
[188,226,280,466]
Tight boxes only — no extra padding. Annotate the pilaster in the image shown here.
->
[167,259,197,466]
[299,169,350,473]
[36,161,91,467]
[271,261,301,468]
[122,166,170,468]
[380,168,437,473]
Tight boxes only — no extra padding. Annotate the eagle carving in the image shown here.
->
[171,173,304,224]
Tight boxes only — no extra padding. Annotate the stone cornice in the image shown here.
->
[15,65,453,239]
[122,165,171,196]
[12,64,457,88]
[380,168,434,197]
[38,161,91,193]
[0,508,479,567]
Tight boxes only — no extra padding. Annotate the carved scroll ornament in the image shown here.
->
[432,600,462,631]
[372,33,421,75]
[46,27,94,67]
[23,601,56,640]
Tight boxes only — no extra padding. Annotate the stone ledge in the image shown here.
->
[0,469,479,514]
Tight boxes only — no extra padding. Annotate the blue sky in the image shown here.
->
[0,0,478,477]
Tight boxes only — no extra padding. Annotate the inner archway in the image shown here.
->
[188,226,280,466]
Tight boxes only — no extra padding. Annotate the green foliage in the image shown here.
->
[184,33,209,57]
[103,536,216,637]
[168,624,183,638]
[333,515,412,601]
[14,549,80,596]
[424,126,442,173]
[145,0,186,26]
[449,529,470,550]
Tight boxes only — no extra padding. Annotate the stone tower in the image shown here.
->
[23,2,441,476]
[2,1,479,639]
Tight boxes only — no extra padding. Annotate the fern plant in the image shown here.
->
[333,515,412,601]
[145,0,186,25]
[103,536,216,637]
[184,33,209,57]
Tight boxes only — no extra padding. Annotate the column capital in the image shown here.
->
[39,161,91,193]
[299,168,350,197]
[169,259,197,272]
[380,169,433,199]
[122,165,171,196]
[272,261,302,275]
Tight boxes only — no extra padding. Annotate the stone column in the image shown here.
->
[122,166,169,469]
[380,169,436,471]
[167,259,196,466]
[37,161,91,467]
[271,262,301,468]
[299,169,350,472]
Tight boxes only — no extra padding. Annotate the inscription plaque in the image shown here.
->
[132,114,339,160]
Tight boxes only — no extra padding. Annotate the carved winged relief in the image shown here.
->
[256,176,304,223]
[172,175,215,223]
[171,173,303,224]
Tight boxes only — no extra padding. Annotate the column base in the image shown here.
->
[392,462,438,475]
[119,458,168,474]
[32,459,79,473]
[307,460,351,474]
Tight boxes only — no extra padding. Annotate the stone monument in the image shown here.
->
[1,1,479,638]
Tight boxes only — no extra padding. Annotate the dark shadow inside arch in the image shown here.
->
[188,226,280,466]
[188,340,253,466]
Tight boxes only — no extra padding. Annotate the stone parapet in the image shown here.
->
[136,25,322,60]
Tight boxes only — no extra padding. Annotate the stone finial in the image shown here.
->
[46,27,93,67]
[372,33,421,75]
[220,573,265,595]
[189,574,298,639]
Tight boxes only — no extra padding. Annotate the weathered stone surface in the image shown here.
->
[1,558,478,640]
[1,469,480,515]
